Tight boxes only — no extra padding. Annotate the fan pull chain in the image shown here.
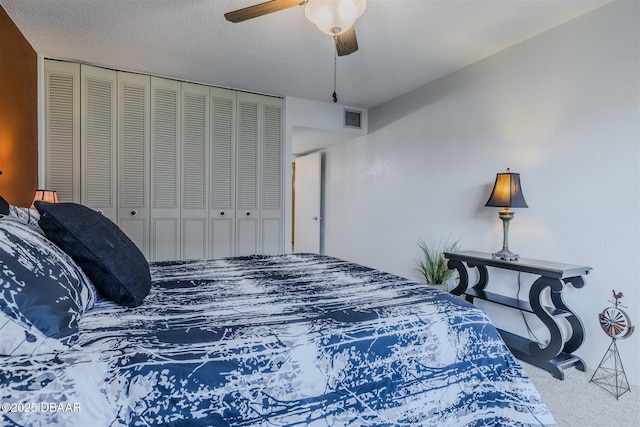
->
[332,51,338,103]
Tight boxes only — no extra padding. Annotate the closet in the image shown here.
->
[43,60,283,261]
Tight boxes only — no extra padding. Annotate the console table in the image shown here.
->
[444,251,592,380]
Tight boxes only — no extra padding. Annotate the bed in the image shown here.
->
[0,199,556,426]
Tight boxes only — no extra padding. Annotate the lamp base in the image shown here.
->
[492,209,519,261]
[492,248,519,261]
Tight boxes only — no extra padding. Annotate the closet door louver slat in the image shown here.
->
[120,84,147,207]
[81,65,117,221]
[45,61,80,203]
[153,88,179,209]
[237,100,259,211]
[183,92,207,209]
[260,100,284,255]
[85,79,113,205]
[212,97,234,210]
[262,104,282,211]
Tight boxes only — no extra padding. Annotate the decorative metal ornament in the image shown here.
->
[599,306,633,339]
[590,290,634,399]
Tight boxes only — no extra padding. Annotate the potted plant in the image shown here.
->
[416,238,460,290]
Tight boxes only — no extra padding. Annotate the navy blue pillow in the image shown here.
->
[36,202,151,307]
[0,195,8,215]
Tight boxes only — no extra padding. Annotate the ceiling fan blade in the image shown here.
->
[334,25,358,56]
[225,0,305,23]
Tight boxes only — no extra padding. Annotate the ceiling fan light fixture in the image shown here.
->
[305,0,366,36]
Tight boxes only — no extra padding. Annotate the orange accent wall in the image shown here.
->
[0,6,38,207]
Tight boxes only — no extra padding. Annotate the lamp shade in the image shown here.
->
[31,189,59,208]
[485,169,528,208]
[305,0,366,36]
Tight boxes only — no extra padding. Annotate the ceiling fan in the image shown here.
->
[224,0,366,56]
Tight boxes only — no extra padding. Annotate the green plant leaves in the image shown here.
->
[416,238,460,285]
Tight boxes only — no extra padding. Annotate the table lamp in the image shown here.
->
[485,168,528,260]
[31,189,59,208]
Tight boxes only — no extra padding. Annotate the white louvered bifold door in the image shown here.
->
[44,60,80,203]
[44,61,283,262]
[118,72,150,258]
[150,77,181,262]
[260,97,284,255]
[209,88,236,258]
[235,92,261,256]
[181,82,209,260]
[81,65,117,221]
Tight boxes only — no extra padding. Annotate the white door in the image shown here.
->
[293,152,321,254]
[209,88,237,258]
[118,72,150,258]
[235,93,260,256]
[150,77,181,261]
[181,82,209,260]
[260,98,284,255]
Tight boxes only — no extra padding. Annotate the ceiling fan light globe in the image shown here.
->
[305,0,366,36]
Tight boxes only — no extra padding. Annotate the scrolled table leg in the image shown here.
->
[555,276,586,360]
[467,262,488,290]
[528,276,564,360]
[447,259,468,296]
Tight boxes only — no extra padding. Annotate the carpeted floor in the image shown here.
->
[521,361,639,427]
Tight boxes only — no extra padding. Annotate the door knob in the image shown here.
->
[220,211,225,216]
[130,210,137,216]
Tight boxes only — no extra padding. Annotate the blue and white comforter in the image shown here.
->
[0,254,555,426]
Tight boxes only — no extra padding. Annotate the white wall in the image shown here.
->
[322,1,640,386]
[285,97,368,136]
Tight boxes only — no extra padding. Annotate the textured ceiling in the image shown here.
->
[1,0,609,110]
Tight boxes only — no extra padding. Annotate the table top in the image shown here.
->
[444,251,592,279]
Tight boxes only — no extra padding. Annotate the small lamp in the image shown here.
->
[31,189,59,208]
[485,168,528,261]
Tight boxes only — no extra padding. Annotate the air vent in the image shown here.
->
[344,109,362,129]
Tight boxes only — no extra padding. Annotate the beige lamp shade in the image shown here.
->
[485,168,528,208]
[31,189,59,208]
